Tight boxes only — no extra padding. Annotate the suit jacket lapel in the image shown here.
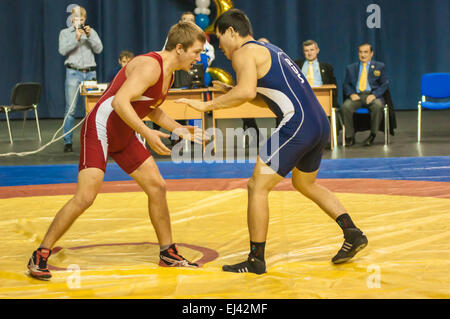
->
[368,61,376,86]
[353,63,360,86]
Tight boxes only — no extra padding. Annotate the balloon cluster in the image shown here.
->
[193,0,235,87]
[194,0,211,30]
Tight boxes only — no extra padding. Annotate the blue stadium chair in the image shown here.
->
[417,73,450,142]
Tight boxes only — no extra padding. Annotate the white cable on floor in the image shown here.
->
[0,84,86,157]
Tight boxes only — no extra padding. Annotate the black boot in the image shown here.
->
[345,136,355,147]
[363,133,376,146]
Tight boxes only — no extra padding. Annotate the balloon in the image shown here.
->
[196,0,210,8]
[200,8,211,15]
[198,53,209,71]
[195,0,211,16]
[204,72,212,87]
[207,67,235,86]
[195,14,210,30]
[204,0,234,34]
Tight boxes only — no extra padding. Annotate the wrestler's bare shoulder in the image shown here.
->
[125,55,161,78]
[234,43,271,78]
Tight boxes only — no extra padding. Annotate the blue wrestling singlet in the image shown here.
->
[243,40,330,176]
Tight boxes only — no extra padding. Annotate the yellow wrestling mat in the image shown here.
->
[1,190,449,298]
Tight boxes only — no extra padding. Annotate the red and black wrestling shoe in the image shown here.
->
[27,248,52,280]
[159,244,198,268]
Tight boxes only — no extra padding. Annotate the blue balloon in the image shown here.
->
[198,53,209,71]
[204,72,212,87]
[195,14,210,30]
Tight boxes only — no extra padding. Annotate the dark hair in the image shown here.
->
[358,43,373,52]
[165,22,206,51]
[214,8,253,37]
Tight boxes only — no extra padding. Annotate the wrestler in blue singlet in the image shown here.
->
[244,40,330,177]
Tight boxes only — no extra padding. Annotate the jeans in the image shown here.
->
[63,68,96,145]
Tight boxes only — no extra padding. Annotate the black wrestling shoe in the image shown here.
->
[332,228,368,264]
[222,256,266,275]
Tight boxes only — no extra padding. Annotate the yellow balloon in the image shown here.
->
[204,0,234,34]
[207,67,235,86]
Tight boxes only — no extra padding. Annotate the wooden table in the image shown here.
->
[82,87,205,123]
[210,85,338,149]
[81,84,337,150]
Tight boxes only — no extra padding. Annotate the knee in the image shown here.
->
[72,193,97,210]
[341,99,354,113]
[247,177,257,193]
[371,98,383,109]
[247,177,270,196]
[292,178,314,195]
[146,178,167,197]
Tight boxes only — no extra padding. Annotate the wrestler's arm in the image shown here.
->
[148,108,208,144]
[111,57,171,155]
[147,107,183,133]
[176,47,257,111]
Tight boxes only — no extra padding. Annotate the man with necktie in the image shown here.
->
[295,40,337,90]
[341,43,388,147]
[294,40,338,146]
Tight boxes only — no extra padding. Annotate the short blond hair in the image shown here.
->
[165,22,206,51]
[71,5,86,18]
[302,39,319,49]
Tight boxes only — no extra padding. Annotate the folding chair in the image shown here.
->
[0,82,42,143]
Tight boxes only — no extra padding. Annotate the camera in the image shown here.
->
[76,24,86,31]
[188,64,205,89]
[172,64,205,89]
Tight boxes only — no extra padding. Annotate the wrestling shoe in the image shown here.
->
[222,255,266,275]
[332,228,368,264]
[27,248,52,280]
[159,244,198,268]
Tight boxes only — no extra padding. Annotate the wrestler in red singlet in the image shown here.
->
[79,52,173,174]
[27,21,207,281]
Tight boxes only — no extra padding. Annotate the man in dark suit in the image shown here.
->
[294,40,338,147]
[342,43,388,147]
[294,40,338,107]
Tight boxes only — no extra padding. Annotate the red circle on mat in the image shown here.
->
[48,242,219,271]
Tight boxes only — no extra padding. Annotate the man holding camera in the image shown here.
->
[59,5,103,152]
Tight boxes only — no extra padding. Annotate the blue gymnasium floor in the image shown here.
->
[1,156,449,187]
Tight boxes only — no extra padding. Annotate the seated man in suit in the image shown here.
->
[341,43,388,147]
